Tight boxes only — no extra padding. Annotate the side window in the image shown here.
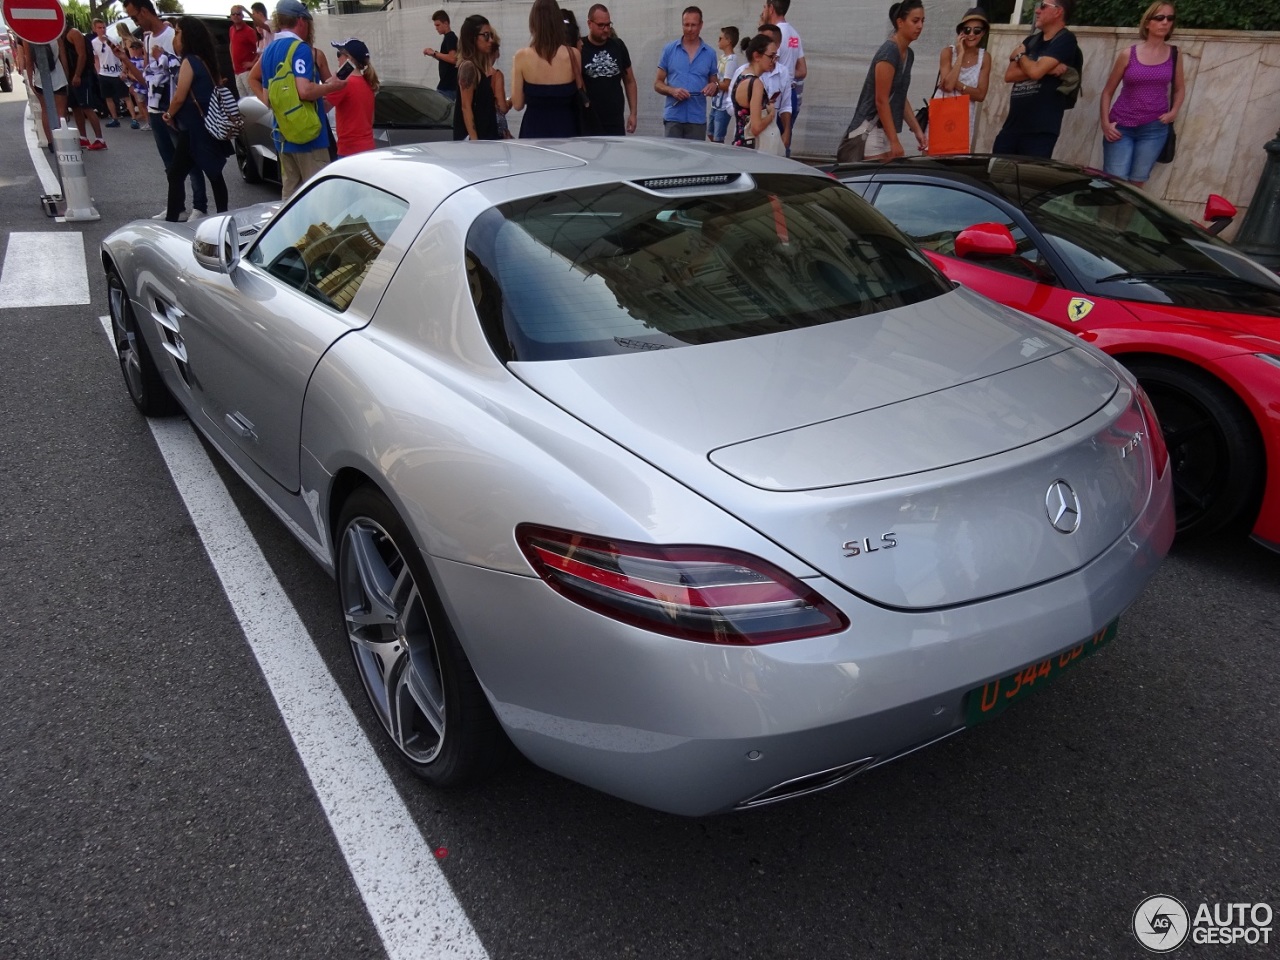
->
[873,183,1055,283]
[247,177,409,312]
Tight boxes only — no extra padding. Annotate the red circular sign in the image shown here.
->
[2,0,66,45]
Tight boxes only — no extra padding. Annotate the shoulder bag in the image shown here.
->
[1156,46,1178,164]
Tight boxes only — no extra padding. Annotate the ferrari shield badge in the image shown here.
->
[1067,297,1095,322]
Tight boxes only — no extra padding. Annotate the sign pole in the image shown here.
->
[36,43,59,148]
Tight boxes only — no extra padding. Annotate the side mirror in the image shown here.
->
[955,222,1018,259]
[1203,194,1237,236]
[192,214,240,274]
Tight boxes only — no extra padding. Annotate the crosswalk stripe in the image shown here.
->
[0,232,91,307]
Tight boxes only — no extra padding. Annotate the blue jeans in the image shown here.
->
[151,114,208,212]
[709,105,730,142]
[1102,120,1169,184]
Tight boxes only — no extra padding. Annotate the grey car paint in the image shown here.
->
[102,139,1175,815]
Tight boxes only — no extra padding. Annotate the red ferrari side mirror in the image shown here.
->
[955,223,1018,259]
[1204,194,1237,236]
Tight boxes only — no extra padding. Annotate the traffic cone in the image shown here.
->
[52,121,100,222]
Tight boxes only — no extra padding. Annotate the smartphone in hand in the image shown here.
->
[336,61,355,80]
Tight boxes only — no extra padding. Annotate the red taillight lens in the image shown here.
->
[515,524,849,645]
[1136,386,1170,477]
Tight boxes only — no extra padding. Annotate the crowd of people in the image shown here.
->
[10,0,1187,214]
[421,0,1180,190]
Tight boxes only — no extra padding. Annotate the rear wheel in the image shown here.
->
[1127,359,1263,538]
[336,486,508,786]
[107,269,178,416]
[234,136,261,183]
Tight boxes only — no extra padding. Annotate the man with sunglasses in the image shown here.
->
[993,0,1081,158]
[580,4,638,135]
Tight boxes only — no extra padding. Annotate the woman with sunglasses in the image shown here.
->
[1098,1,1184,186]
[935,7,992,147]
[729,33,779,149]
[454,15,501,140]
[844,0,928,160]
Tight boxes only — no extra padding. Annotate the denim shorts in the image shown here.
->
[1102,120,1169,183]
[709,105,730,142]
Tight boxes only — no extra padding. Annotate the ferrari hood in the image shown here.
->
[511,287,1157,608]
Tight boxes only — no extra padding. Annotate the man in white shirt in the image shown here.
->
[760,0,806,154]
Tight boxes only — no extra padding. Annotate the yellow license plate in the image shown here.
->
[966,621,1118,725]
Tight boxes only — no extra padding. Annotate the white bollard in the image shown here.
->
[53,121,100,222]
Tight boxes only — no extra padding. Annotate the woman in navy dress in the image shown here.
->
[510,0,581,137]
[161,17,231,221]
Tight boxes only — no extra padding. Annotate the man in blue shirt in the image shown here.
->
[654,6,719,140]
[248,0,346,199]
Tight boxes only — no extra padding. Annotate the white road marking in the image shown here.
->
[97,316,491,960]
[24,102,62,197]
[0,232,90,307]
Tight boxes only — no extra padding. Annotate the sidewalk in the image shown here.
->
[10,77,278,225]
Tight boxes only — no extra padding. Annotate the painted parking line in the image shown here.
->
[97,317,490,960]
[0,232,90,307]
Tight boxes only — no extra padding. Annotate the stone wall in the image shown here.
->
[975,24,1280,237]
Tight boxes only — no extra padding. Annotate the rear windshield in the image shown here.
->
[465,173,951,362]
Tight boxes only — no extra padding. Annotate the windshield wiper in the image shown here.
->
[1093,268,1280,292]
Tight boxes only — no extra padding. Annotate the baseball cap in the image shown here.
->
[330,37,369,66]
[276,0,312,20]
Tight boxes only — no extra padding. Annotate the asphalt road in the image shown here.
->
[0,83,1277,960]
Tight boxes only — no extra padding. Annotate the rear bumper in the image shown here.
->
[433,475,1173,816]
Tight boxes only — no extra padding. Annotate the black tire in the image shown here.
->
[1128,359,1263,538]
[336,486,509,787]
[107,268,179,417]
[0,74,12,94]
[234,136,261,184]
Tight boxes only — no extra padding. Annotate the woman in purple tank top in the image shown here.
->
[1098,1,1185,186]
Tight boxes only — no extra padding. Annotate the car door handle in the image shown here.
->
[224,411,257,441]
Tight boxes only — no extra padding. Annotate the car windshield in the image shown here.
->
[465,174,951,362]
[1022,177,1280,308]
[374,85,453,127]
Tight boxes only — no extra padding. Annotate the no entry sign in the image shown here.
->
[2,0,66,45]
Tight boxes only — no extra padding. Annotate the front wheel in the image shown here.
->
[107,268,178,416]
[336,486,508,786]
[1128,359,1263,538]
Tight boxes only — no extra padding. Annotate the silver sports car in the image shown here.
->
[101,140,1174,816]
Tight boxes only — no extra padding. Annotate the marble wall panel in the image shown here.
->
[976,26,1280,235]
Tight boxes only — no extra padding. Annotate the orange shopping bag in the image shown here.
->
[927,95,970,155]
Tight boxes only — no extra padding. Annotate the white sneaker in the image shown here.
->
[152,209,190,221]
[187,210,206,222]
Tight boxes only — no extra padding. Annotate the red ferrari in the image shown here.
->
[835,156,1280,551]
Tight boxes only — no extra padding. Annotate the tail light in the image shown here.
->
[1135,386,1170,477]
[516,524,848,645]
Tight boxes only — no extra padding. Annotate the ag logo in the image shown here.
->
[1067,297,1094,322]
[1133,895,1190,953]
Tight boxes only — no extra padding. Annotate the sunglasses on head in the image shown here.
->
[1149,13,1175,21]
[959,25,986,34]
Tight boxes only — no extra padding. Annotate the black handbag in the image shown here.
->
[1156,47,1178,164]
[916,68,941,133]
